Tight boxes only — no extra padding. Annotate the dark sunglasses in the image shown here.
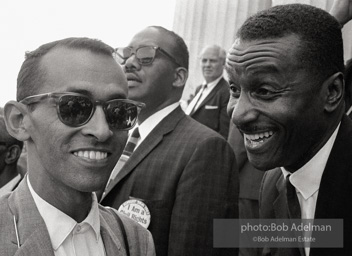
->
[20,92,145,130]
[114,46,181,67]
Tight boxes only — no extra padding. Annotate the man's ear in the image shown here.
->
[173,67,188,88]
[323,72,344,113]
[4,101,31,142]
[5,145,22,165]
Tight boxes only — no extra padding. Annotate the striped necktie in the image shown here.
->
[103,128,140,196]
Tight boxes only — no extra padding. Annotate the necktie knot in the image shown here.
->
[124,127,140,156]
[189,84,207,115]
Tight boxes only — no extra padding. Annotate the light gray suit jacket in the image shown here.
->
[0,178,155,256]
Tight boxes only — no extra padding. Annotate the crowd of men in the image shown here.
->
[0,0,352,255]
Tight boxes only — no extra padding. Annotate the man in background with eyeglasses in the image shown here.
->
[100,26,238,256]
[0,37,155,255]
[0,115,24,197]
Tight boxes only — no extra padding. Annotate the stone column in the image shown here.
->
[173,0,271,101]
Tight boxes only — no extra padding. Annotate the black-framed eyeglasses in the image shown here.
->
[114,46,181,67]
[20,92,145,130]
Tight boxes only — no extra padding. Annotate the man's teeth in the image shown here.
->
[245,131,273,141]
[73,151,107,160]
[244,131,274,148]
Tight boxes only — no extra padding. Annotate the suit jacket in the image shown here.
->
[260,115,352,256]
[190,77,230,139]
[0,178,155,256]
[102,107,239,256]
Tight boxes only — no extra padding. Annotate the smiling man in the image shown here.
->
[226,4,352,256]
[0,37,154,256]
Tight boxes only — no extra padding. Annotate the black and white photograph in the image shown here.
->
[0,0,351,255]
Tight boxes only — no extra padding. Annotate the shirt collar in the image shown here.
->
[281,123,340,200]
[203,75,223,90]
[27,176,101,250]
[137,102,179,143]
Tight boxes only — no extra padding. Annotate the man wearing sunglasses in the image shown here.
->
[101,26,238,256]
[0,37,155,255]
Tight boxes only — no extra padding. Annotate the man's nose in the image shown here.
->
[231,93,258,127]
[124,54,141,72]
[81,106,113,142]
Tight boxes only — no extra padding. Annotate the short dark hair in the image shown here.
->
[17,37,115,102]
[0,116,23,150]
[237,4,344,83]
[149,26,189,70]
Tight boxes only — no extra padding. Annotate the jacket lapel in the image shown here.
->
[273,171,305,256]
[14,229,54,256]
[8,178,54,256]
[273,172,289,219]
[100,216,122,256]
[192,78,224,115]
[105,107,185,194]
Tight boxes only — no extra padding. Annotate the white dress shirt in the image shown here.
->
[185,75,223,115]
[133,102,179,149]
[281,123,340,256]
[28,177,106,256]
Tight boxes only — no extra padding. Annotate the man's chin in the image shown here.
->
[248,155,279,171]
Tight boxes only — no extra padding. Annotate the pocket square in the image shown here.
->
[205,105,218,109]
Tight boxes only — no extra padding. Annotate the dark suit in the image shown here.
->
[0,178,155,256]
[260,116,352,256]
[189,77,230,139]
[228,122,264,256]
[102,106,239,256]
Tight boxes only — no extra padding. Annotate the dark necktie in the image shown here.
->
[285,175,305,255]
[102,128,140,198]
[286,174,301,219]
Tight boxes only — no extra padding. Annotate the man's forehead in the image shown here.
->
[201,48,220,59]
[39,47,128,98]
[130,28,173,51]
[226,35,300,74]
[232,36,299,53]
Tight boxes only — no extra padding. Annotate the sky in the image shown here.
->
[0,0,176,107]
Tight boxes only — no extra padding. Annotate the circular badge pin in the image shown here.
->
[117,199,151,228]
